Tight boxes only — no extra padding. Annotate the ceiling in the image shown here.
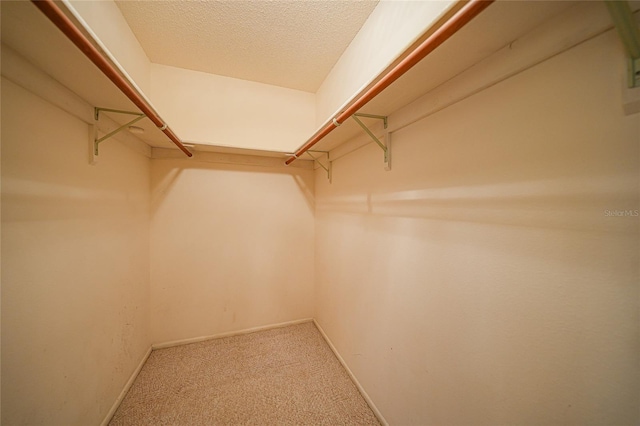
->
[115,0,379,93]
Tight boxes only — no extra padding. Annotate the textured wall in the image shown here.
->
[149,158,315,344]
[314,28,639,425]
[1,79,151,425]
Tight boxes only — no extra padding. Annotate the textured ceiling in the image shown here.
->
[115,0,379,93]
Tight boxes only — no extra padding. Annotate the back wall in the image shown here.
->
[149,156,315,344]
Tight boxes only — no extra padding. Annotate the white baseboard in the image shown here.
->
[101,345,152,426]
[313,319,388,426]
[152,318,314,350]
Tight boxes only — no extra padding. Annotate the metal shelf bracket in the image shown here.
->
[306,150,332,183]
[352,113,391,170]
[91,107,145,164]
[606,0,640,88]
[628,57,640,88]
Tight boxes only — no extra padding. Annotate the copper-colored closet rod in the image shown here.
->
[32,0,193,158]
[285,0,494,165]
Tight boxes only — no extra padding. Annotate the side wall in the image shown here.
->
[314,28,639,425]
[1,79,152,425]
[149,157,315,344]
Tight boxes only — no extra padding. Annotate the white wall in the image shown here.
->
[149,64,316,152]
[149,157,315,344]
[1,79,151,425]
[314,27,639,425]
[315,0,454,126]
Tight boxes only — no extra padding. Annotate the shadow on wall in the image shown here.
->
[1,176,149,224]
[315,172,639,234]
[149,159,315,217]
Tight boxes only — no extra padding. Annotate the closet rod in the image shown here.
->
[31,0,193,158]
[285,0,493,166]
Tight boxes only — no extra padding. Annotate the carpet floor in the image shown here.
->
[109,322,381,425]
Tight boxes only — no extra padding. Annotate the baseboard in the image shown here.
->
[312,319,388,426]
[101,345,152,426]
[152,318,314,350]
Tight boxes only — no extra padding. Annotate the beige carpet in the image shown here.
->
[109,322,380,425]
